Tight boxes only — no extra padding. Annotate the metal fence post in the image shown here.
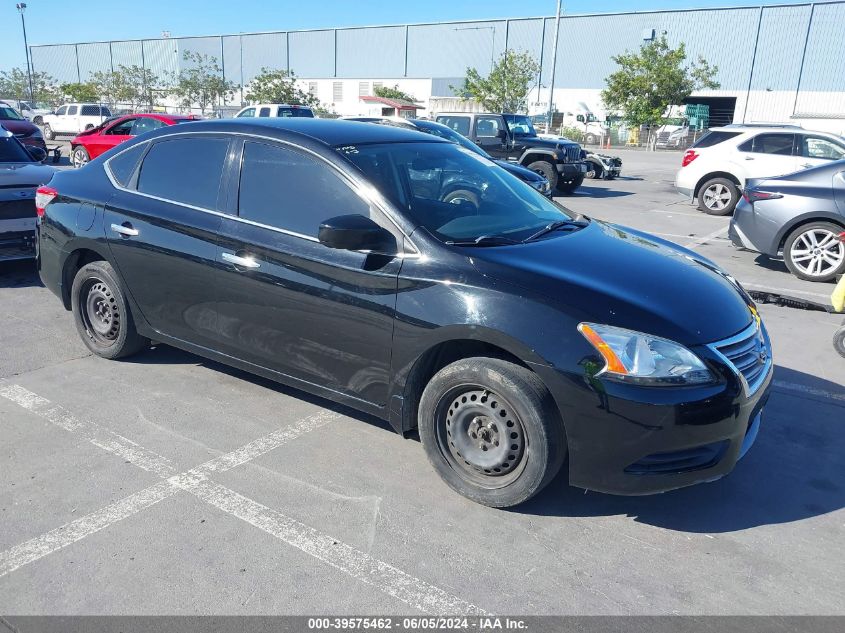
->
[793,2,816,117]
[741,6,765,124]
[220,35,226,107]
[286,32,290,74]
[141,40,148,109]
[75,43,81,83]
[404,25,409,77]
[334,29,337,78]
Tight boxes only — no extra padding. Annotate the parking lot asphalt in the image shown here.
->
[1,145,843,615]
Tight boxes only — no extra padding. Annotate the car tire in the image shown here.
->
[71,260,149,360]
[442,188,480,208]
[71,145,90,169]
[588,161,603,179]
[697,177,739,215]
[834,325,845,359]
[783,222,845,282]
[527,160,558,190]
[43,124,54,140]
[585,133,596,145]
[33,116,43,125]
[84,124,95,131]
[556,174,584,194]
[418,357,566,508]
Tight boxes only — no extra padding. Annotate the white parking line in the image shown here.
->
[0,384,484,615]
[685,226,729,248]
[773,380,845,403]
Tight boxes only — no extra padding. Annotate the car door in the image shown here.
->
[52,106,67,133]
[214,139,402,405]
[64,105,79,134]
[735,132,798,180]
[103,135,233,347]
[797,134,845,171]
[88,117,136,159]
[473,115,508,158]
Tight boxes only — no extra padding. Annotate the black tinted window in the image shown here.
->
[108,143,147,186]
[81,105,99,116]
[691,131,741,148]
[738,133,796,155]
[138,137,229,208]
[238,141,368,237]
[436,116,471,136]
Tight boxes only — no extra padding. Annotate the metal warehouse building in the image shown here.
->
[28,1,845,132]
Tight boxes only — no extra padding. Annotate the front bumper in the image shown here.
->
[556,162,588,177]
[18,137,47,151]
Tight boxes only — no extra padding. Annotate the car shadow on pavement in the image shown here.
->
[752,253,790,274]
[518,365,845,532]
[0,261,42,289]
[565,186,635,199]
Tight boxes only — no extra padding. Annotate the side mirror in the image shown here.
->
[496,128,508,140]
[28,147,48,163]
[318,214,397,254]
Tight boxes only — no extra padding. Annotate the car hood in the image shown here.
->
[0,162,57,186]
[468,220,753,345]
[495,159,544,182]
[0,119,37,135]
[520,135,578,150]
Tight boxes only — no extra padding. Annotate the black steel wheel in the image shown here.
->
[71,260,148,359]
[419,357,565,507]
[834,324,845,359]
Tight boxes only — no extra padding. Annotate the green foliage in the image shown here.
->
[557,125,584,143]
[170,51,237,114]
[59,82,100,103]
[601,36,720,129]
[373,85,417,103]
[453,50,540,113]
[245,68,318,107]
[0,67,58,105]
[91,65,161,110]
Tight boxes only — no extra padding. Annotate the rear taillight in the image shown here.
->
[741,189,783,204]
[35,185,58,217]
[681,150,698,167]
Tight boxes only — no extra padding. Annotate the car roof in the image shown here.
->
[154,117,446,147]
[709,125,843,138]
[240,103,313,108]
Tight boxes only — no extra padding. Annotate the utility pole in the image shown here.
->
[546,0,562,133]
[16,3,35,104]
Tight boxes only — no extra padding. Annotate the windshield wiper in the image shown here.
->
[523,219,589,243]
[445,234,521,247]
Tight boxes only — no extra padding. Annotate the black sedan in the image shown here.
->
[36,119,771,507]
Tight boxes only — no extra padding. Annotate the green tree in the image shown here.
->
[244,67,317,106]
[601,36,719,136]
[170,51,236,114]
[59,82,100,103]
[0,68,58,105]
[92,65,162,110]
[452,50,540,113]
[373,84,417,103]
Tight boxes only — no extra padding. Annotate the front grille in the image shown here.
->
[0,199,36,220]
[712,321,771,395]
[625,440,729,474]
[560,145,581,163]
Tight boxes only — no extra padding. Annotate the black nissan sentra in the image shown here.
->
[36,119,772,507]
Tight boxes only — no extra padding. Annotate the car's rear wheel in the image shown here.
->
[784,222,845,282]
[587,161,603,179]
[698,177,739,215]
[71,261,148,359]
[833,325,845,359]
[585,133,596,145]
[527,160,558,191]
[84,124,95,131]
[418,357,565,508]
[556,174,584,194]
[71,146,89,168]
[43,124,54,140]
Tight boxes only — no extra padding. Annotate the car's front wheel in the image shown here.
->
[43,124,54,140]
[71,146,90,168]
[526,160,558,191]
[784,222,845,282]
[698,177,739,215]
[418,357,565,508]
[71,260,148,359]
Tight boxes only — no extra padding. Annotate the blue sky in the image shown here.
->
[2,0,805,73]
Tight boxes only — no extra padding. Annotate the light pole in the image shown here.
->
[16,3,35,105]
[546,0,563,133]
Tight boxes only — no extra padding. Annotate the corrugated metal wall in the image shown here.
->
[27,1,845,116]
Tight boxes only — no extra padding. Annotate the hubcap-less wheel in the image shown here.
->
[438,387,526,486]
[72,148,89,168]
[80,279,120,345]
[702,182,732,211]
[789,229,845,278]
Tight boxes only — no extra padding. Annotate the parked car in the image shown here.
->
[69,113,202,167]
[347,116,552,197]
[729,160,845,282]
[0,98,52,124]
[435,112,588,193]
[235,104,315,118]
[0,103,47,155]
[584,151,623,180]
[41,103,112,140]
[36,118,771,508]
[675,124,845,216]
[0,128,53,261]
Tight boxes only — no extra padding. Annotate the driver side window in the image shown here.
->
[475,116,503,138]
[56,106,67,116]
[237,107,255,118]
[106,119,136,136]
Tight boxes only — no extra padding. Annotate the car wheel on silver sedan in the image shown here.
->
[784,222,845,282]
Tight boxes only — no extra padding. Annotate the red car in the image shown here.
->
[70,113,201,167]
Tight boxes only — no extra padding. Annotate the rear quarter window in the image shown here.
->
[107,143,147,187]
[691,131,742,148]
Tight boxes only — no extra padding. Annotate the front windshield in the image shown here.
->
[339,141,575,243]
[0,106,24,121]
[503,114,536,136]
[412,121,488,158]
[0,136,35,162]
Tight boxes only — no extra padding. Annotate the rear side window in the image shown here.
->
[801,135,845,161]
[437,116,471,136]
[108,143,147,187]
[277,107,313,118]
[81,105,99,116]
[131,117,165,136]
[237,141,369,237]
[737,133,796,155]
[691,131,742,148]
[137,137,229,209]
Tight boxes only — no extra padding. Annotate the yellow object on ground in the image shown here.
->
[832,275,845,313]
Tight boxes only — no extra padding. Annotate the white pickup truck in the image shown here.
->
[41,104,112,139]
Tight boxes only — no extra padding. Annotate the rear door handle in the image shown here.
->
[800,163,813,169]
[110,223,138,237]
[744,156,755,160]
[221,252,260,269]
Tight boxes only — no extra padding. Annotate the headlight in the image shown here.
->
[531,179,550,193]
[578,323,716,386]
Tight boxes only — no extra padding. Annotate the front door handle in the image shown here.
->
[800,163,813,169]
[221,252,260,269]
[110,223,138,237]
[744,156,755,160]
